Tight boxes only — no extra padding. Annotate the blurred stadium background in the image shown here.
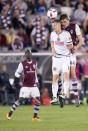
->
[0,0,88,106]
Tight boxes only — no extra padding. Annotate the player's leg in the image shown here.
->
[6,97,24,120]
[70,66,80,106]
[59,57,70,107]
[31,87,41,121]
[51,57,61,103]
[57,74,63,96]
[51,74,59,103]
[6,87,29,120]
[70,55,80,106]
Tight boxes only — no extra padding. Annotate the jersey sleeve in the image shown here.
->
[35,61,38,83]
[15,63,23,78]
[65,32,72,45]
[75,24,81,36]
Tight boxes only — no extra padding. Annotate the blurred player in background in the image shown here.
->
[6,49,41,121]
[50,18,73,107]
[60,14,84,106]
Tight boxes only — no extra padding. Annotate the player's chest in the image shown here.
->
[24,64,36,72]
[54,35,65,46]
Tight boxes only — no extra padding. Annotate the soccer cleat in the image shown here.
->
[32,117,41,122]
[6,111,13,120]
[50,98,58,104]
[59,95,65,108]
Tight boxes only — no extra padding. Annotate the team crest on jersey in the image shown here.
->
[57,37,60,41]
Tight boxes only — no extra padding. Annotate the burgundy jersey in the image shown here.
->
[22,60,37,87]
[65,23,79,46]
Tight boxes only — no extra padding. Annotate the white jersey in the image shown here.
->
[50,30,72,56]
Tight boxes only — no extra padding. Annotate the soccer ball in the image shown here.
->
[47,8,58,19]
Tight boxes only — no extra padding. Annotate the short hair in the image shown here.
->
[60,14,69,21]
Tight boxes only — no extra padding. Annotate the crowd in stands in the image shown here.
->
[0,0,88,52]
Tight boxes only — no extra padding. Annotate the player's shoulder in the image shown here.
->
[21,60,26,64]
[50,31,57,36]
[62,30,70,36]
[70,22,76,26]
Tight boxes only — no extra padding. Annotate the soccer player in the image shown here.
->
[60,14,84,106]
[6,49,41,121]
[50,18,73,107]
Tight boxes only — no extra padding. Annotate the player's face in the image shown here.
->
[25,49,32,61]
[53,22,61,32]
[60,19,69,29]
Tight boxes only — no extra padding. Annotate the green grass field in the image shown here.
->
[0,105,88,131]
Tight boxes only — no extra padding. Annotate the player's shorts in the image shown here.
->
[52,56,70,75]
[19,87,40,98]
[70,54,76,67]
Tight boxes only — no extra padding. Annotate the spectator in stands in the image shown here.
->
[36,0,47,17]
[81,16,88,52]
[83,16,88,35]
[0,64,12,105]
[6,25,17,50]
[25,0,36,14]
[17,0,28,11]
[0,0,4,13]
[16,26,30,48]
[25,19,34,47]
[12,8,26,30]
[11,37,24,52]
[44,0,54,9]
[0,2,12,30]
[72,3,87,25]
[0,25,7,51]
[41,87,51,105]
[31,16,49,50]
[37,0,47,10]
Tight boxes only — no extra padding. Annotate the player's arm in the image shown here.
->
[50,32,56,56]
[66,32,73,50]
[51,41,56,56]
[75,24,84,50]
[14,63,23,87]
[35,62,39,85]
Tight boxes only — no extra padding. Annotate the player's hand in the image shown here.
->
[71,46,78,53]
[73,46,78,51]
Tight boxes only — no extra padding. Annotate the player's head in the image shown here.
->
[60,14,70,29]
[25,48,32,61]
[53,19,61,33]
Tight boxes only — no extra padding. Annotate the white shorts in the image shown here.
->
[19,87,40,98]
[52,56,70,75]
[70,54,76,67]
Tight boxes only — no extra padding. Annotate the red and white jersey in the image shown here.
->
[65,23,81,45]
[50,30,72,56]
[15,60,38,87]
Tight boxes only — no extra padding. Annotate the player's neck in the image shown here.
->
[26,59,32,63]
[56,29,62,34]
